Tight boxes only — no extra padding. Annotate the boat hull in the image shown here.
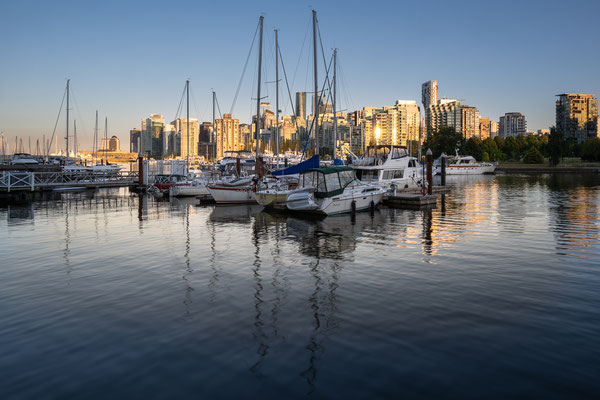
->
[440,164,496,175]
[207,185,257,204]
[171,185,209,197]
[286,188,385,215]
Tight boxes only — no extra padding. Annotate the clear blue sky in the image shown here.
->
[1,0,599,150]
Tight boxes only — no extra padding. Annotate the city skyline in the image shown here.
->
[1,0,599,149]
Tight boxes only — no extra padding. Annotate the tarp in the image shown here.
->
[272,155,319,176]
[333,158,344,166]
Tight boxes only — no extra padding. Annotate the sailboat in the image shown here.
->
[207,16,266,205]
[284,11,386,216]
[255,23,321,207]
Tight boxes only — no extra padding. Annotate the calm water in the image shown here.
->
[1,174,600,399]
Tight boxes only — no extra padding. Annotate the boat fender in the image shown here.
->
[370,200,375,213]
[351,200,356,214]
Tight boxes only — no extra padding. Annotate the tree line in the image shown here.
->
[423,126,600,165]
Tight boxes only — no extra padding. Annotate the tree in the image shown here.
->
[482,151,490,162]
[422,126,464,158]
[548,127,562,166]
[463,137,483,160]
[504,136,519,160]
[581,137,600,161]
[523,146,545,164]
[494,136,505,152]
[482,137,502,161]
[516,134,528,155]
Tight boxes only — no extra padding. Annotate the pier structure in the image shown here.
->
[0,170,139,193]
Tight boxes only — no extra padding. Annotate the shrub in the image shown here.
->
[523,146,545,164]
[581,137,600,162]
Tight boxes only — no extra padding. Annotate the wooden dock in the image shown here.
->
[384,193,437,209]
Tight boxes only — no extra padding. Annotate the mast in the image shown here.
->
[104,117,108,165]
[275,29,280,162]
[312,10,319,157]
[186,79,190,174]
[333,48,338,160]
[94,110,98,165]
[212,91,216,165]
[66,79,70,162]
[255,16,264,163]
[74,120,78,157]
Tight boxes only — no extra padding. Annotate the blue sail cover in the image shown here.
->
[272,155,319,176]
[333,158,344,166]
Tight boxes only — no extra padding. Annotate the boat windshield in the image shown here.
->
[339,170,356,187]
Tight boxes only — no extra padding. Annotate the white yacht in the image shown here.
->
[286,166,386,216]
[351,145,423,192]
[9,153,39,165]
[436,154,496,175]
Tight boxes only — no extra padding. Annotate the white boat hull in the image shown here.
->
[286,187,385,215]
[439,164,496,175]
[171,185,209,197]
[207,185,257,204]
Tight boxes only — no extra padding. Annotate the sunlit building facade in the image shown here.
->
[426,100,462,135]
[215,113,241,158]
[499,112,527,138]
[556,93,599,143]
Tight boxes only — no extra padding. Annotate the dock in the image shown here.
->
[0,170,139,201]
[384,193,437,208]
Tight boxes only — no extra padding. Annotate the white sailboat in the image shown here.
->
[207,16,265,205]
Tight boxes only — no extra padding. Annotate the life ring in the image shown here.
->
[420,186,427,195]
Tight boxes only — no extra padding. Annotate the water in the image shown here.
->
[1,174,599,399]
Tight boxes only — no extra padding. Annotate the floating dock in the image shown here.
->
[384,193,437,208]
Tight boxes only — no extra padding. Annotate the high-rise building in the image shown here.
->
[215,113,241,158]
[421,80,438,111]
[490,121,499,138]
[499,112,527,138]
[461,105,480,139]
[100,136,120,152]
[426,100,462,135]
[479,118,491,140]
[164,124,177,156]
[363,101,421,147]
[141,114,165,157]
[173,118,199,159]
[130,129,141,154]
[296,92,306,120]
[555,93,599,143]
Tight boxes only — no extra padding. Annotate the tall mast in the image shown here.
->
[312,10,319,157]
[275,29,280,161]
[94,110,98,164]
[73,120,77,156]
[255,16,264,162]
[186,79,190,173]
[66,79,70,162]
[212,91,216,164]
[333,48,338,160]
[104,117,108,165]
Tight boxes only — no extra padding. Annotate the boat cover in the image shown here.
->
[272,155,319,176]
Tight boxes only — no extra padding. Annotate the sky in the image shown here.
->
[1,0,599,151]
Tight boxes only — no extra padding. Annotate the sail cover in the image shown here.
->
[271,155,319,176]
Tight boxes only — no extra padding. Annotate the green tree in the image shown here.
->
[523,146,545,164]
[494,135,505,152]
[504,136,519,160]
[516,134,528,154]
[548,127,562,166]
[482,137,502,161]
[463,137,483,160]
[422,126,464,158]
[581,137,600,161]
[482,151,490,162]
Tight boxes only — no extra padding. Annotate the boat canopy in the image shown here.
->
[271,155,319,176]
[300,166,356,198]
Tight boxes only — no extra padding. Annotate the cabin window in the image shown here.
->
[359,170,378,182]
[325,173,341,192]
[339,170,355,187]
[391,147,408,159]
[408,160,416,168]
[383,170,404,179]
